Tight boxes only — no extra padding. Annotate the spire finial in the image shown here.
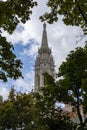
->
[43,22,46,30]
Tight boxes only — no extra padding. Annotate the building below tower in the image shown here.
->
[34,23,55,91]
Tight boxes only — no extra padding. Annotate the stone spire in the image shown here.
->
[41,23,48,48]
[34,23,55,91]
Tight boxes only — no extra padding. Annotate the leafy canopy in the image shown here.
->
[33,73,75,130]
[0,0,37,33]
[40,0,87,34]
[0,88,35,130]
[58,45,87,127]
[0,0,37,82]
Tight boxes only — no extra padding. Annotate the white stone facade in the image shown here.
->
[34,23,55,91]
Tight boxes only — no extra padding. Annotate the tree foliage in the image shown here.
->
[58,45,87,128]
[0,35,23,82]
[0,0,37,82]
[0,88,35,130]
[0,0,37,33]
[0,85,76,130]
[40,0,87,34]
[33,73,75,130]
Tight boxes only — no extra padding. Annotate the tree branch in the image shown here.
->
[75,0,87,25]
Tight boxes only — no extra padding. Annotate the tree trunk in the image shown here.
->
[76,103,83,124]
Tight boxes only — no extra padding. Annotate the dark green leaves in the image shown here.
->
[40,0,87,34]
[0,89,34,130]
[0,0,37,33]
[0,35,22,82]
[0,0,37,82]
[58,45,87,126]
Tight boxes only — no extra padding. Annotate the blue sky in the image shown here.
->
[0,0,86,99]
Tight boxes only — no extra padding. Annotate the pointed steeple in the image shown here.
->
[41,23,48,48]
[34,23,55,91]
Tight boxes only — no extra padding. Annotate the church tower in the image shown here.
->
[34,23,55,91]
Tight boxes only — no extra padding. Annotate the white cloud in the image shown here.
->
[28,43,39,57]
[45,20,86,71]
[21,42,39,57]
[2,22,37,45]
[0,85,9,100]
[2,0,7,1]
[13,70,34,93]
